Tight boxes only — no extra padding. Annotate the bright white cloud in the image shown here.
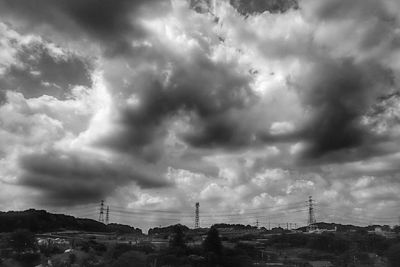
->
[0,0,399,230]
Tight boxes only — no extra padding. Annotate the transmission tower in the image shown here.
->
[195,202,200,229]
[307,196,316,231]
[99,200,104,223]
[105,206,109,224]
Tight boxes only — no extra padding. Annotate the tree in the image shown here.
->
[169,224,186,249]
[8,229,35,252]
[203,227,222,255]
[386,243,400,267]
[112,251,147,267]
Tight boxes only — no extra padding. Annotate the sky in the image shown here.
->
[0,0,400,231]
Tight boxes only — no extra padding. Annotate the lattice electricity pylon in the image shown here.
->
[307,196,317,231]
[98,200,104,223]
[195,202,200,229]
[105,206,109,225]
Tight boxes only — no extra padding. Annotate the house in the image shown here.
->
[308,261,334,267]
[373,227,397,238]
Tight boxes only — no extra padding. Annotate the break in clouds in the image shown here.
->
[0,0,400,227]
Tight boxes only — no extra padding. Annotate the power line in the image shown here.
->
[108,207,308,221]
[107,203,307,218]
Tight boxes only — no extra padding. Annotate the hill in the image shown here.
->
[148,224,189,236]
[0,209,142,234]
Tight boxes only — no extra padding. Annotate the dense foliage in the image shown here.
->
[203,227,222,256]
[148,224,189,236]
[0,209,142,234]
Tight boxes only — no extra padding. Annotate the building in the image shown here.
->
[371,227,397,239]
[308,261,334,267]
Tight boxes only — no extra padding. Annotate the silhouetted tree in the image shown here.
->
[170,224,186,249]
[112,251,147,267]
[203,227,222,255]
[308,233,349,254]
[8,229,35,252]
[386,243,400,267]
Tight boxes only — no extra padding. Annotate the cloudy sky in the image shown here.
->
[1,0,400,230]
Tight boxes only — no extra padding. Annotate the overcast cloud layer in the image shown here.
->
[0,0,400,229]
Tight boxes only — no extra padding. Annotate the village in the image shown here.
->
[1,215,399,267]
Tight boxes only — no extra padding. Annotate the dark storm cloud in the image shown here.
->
[0,90,5,105]
[100,53,257,160]
[0,42,92,100]
[0,0,161,55]
[303,0,398,51]
[184,112,254,148]
[295,58,394,160]
[306,0,392,22]
[366,92,400,132]
[230,0,298,15]
[18,151,170,206]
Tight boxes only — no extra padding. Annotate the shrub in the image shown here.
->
[8,229,36,252]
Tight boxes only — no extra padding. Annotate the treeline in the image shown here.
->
[107,223,142,235]
[148,224,189,236]
[213,223,258,230]
[146,226,254,267]
[298,222,394,232]
[148,223,259,236]
[0,209,142,234]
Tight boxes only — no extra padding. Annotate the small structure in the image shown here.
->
[308,261,334,267]
[373,227,397,238]
[37,237,70,250]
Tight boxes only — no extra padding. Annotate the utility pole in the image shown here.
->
[308,196,316,231]
[195,202,200,229]
[105,206,109,225]
[99,200,104,223]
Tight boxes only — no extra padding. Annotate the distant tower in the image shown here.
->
[256,219,259,228]
[99,200,104,223]
[195,202,200,229]
[308,196,317,231]
[105,206,109,225]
